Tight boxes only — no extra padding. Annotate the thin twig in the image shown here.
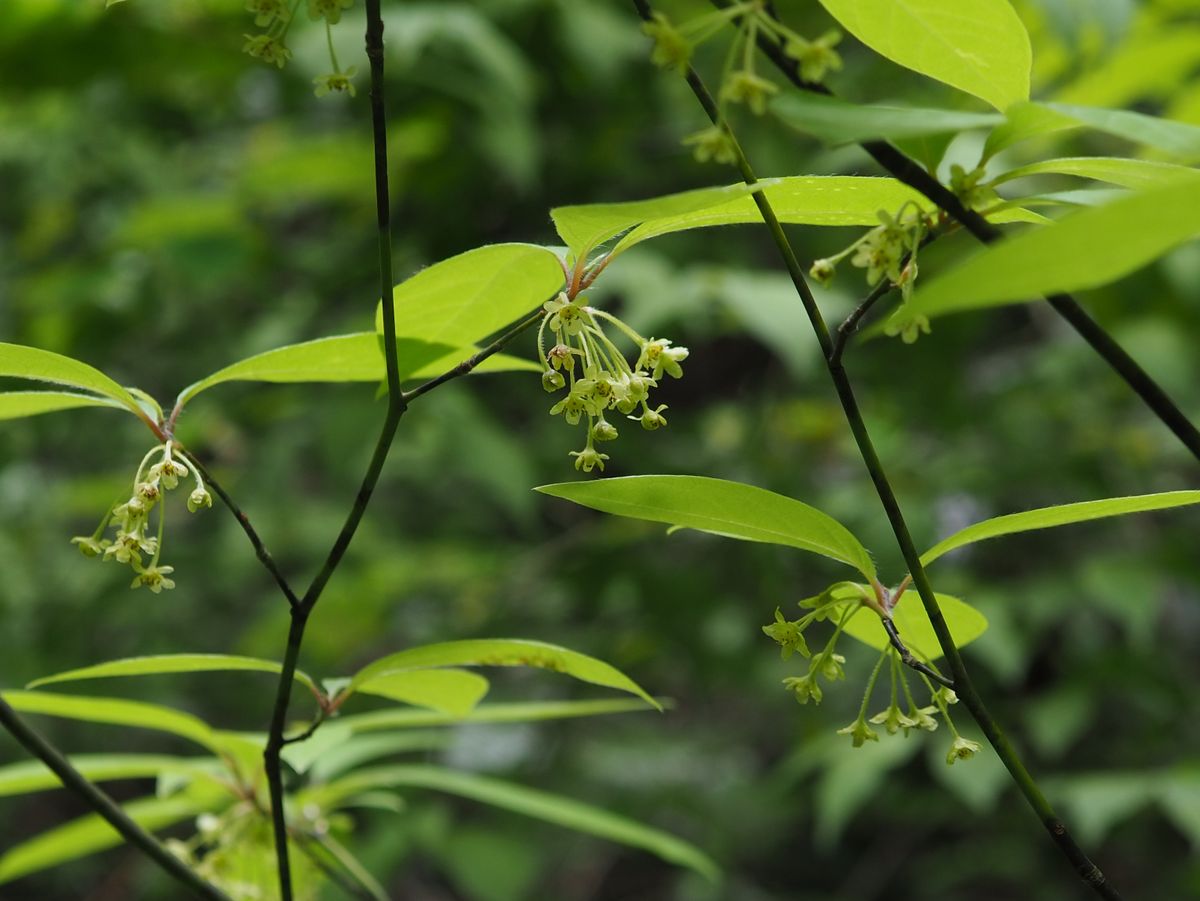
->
[830,278,895,366]
[0,698,231,900]
[880,619,952,688]
[716,0,1200,465]
[179,450,301,610]
[631,4,1122,898]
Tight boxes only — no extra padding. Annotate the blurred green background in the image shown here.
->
[1,0,1199,898]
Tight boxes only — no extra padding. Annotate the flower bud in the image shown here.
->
[541,369,566,392]
[591,419,618,442]
[809,258,836,285]
[187,487,213,513]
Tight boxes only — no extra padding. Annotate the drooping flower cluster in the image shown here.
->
[763,582,981,764]
[538,292,687,473]
[808,203,934,343]
[71,441,211,593]
[242,0,358,98]
[640,5,843,164]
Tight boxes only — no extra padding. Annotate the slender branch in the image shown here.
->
[719,0,1200,464]
[632,4,1122,898]
[264,3,406,897]
[880,618,952,688]
[0,698,231,900]
[403,307,546,403]
[831,277,896,366]
[179,450,301,610]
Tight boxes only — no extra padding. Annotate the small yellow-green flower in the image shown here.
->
[642,12,692,74]
[314,68,357,98]
[837,717,879,748]
[946,736,982,765]
[131,564,176,594]
[308,0,353,24]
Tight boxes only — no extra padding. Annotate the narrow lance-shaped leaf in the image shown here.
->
[984,101,1200,161]
[920,491,1200,567]
[0,344,143,417]
[816,0,1032,111]
[0,755,221,799]
[841,592,988,660]
[0,391,128,422]
[0,789,226,884]
[887,178,1200,333]
[771,93,1001,145]
[301,764,720,881]
[2,691,221,753]
[537,475,876,579]
[347,639,658,710]
[374,243,564,350]
[992,157,1200,192]
[26,653,320,696]
[331,698,656,736]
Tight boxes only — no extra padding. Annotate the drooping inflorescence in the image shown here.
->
[763,582,980,764]
[242,0,358,98]
[70,441,212,593]
[538,292,687,473]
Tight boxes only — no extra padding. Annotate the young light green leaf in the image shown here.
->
[0,790,223,884]
[772,93,1001,145]
[920,491,1200,567]
[0,755,219,799]
[0,391,128,422]
[1041,102,1200,161]
[816,0,1031,111]
[304,765,719,881]
[348,639,658,710]
[309,731,450,782]
[992,157,1200,191]
[0,344,143,416]
[842,592,987,660]
[536,475,875,579]
[353,668,491,717]
[611,176,1040,254]
[2,691,220,753]
[403,347,540,380]
[375,244,563,350]
[333,698,656,735]
[26,653,319,696]
[888,178,1200,332]
[552,182,772,259]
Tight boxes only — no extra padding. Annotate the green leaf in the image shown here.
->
[841,592,988,660]
[2,691,220,753]
[552,182,772,259]
[404,348,540,380]
[309,731,451,782]
[0,391,128,422]
[0,790,223,884]
[920,491,1200,567]
[992,157,1200,191]
[347,639,659,710]
[772,93,1001,145]
[816,0,1031,111]
[303,765,719,881]
[26,653,319,696]
[1041,102,1200,161]
[888,178,1200,331]
[374,244,563,349]
[536,475,875,579]
[333,698,656,734]
[0,754,219,799]
[0,344,144,417]
[354,668,491,717]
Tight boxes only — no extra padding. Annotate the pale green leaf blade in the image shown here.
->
[375,244,563,349]
[306,765,719,881]
[842,593,987,660]
[551,183,772,258]
[816,0,1031,110]
[982,101,1079,160]
[772,92,1001,145]
[334,698,656,734]
[354,668,491,717]
[0,391,128,422]
[348,639,658,710]
[2,691,220,753]
[26,654,318,696]
[404,350,540,380]
[992,157,1200,191]
[920,491,1200,567]
[889,179,1200,330]
[0,344,143,415]
[0,793,220,884]
[1042,102,1200,161]
[536,475,875,579]
[614,176,1038,253]
[0,755,219,799]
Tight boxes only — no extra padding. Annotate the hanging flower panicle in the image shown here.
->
[766,582,980,764]
[538,289,688,473]
[70,441,212,593]
[242,0,359,99]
